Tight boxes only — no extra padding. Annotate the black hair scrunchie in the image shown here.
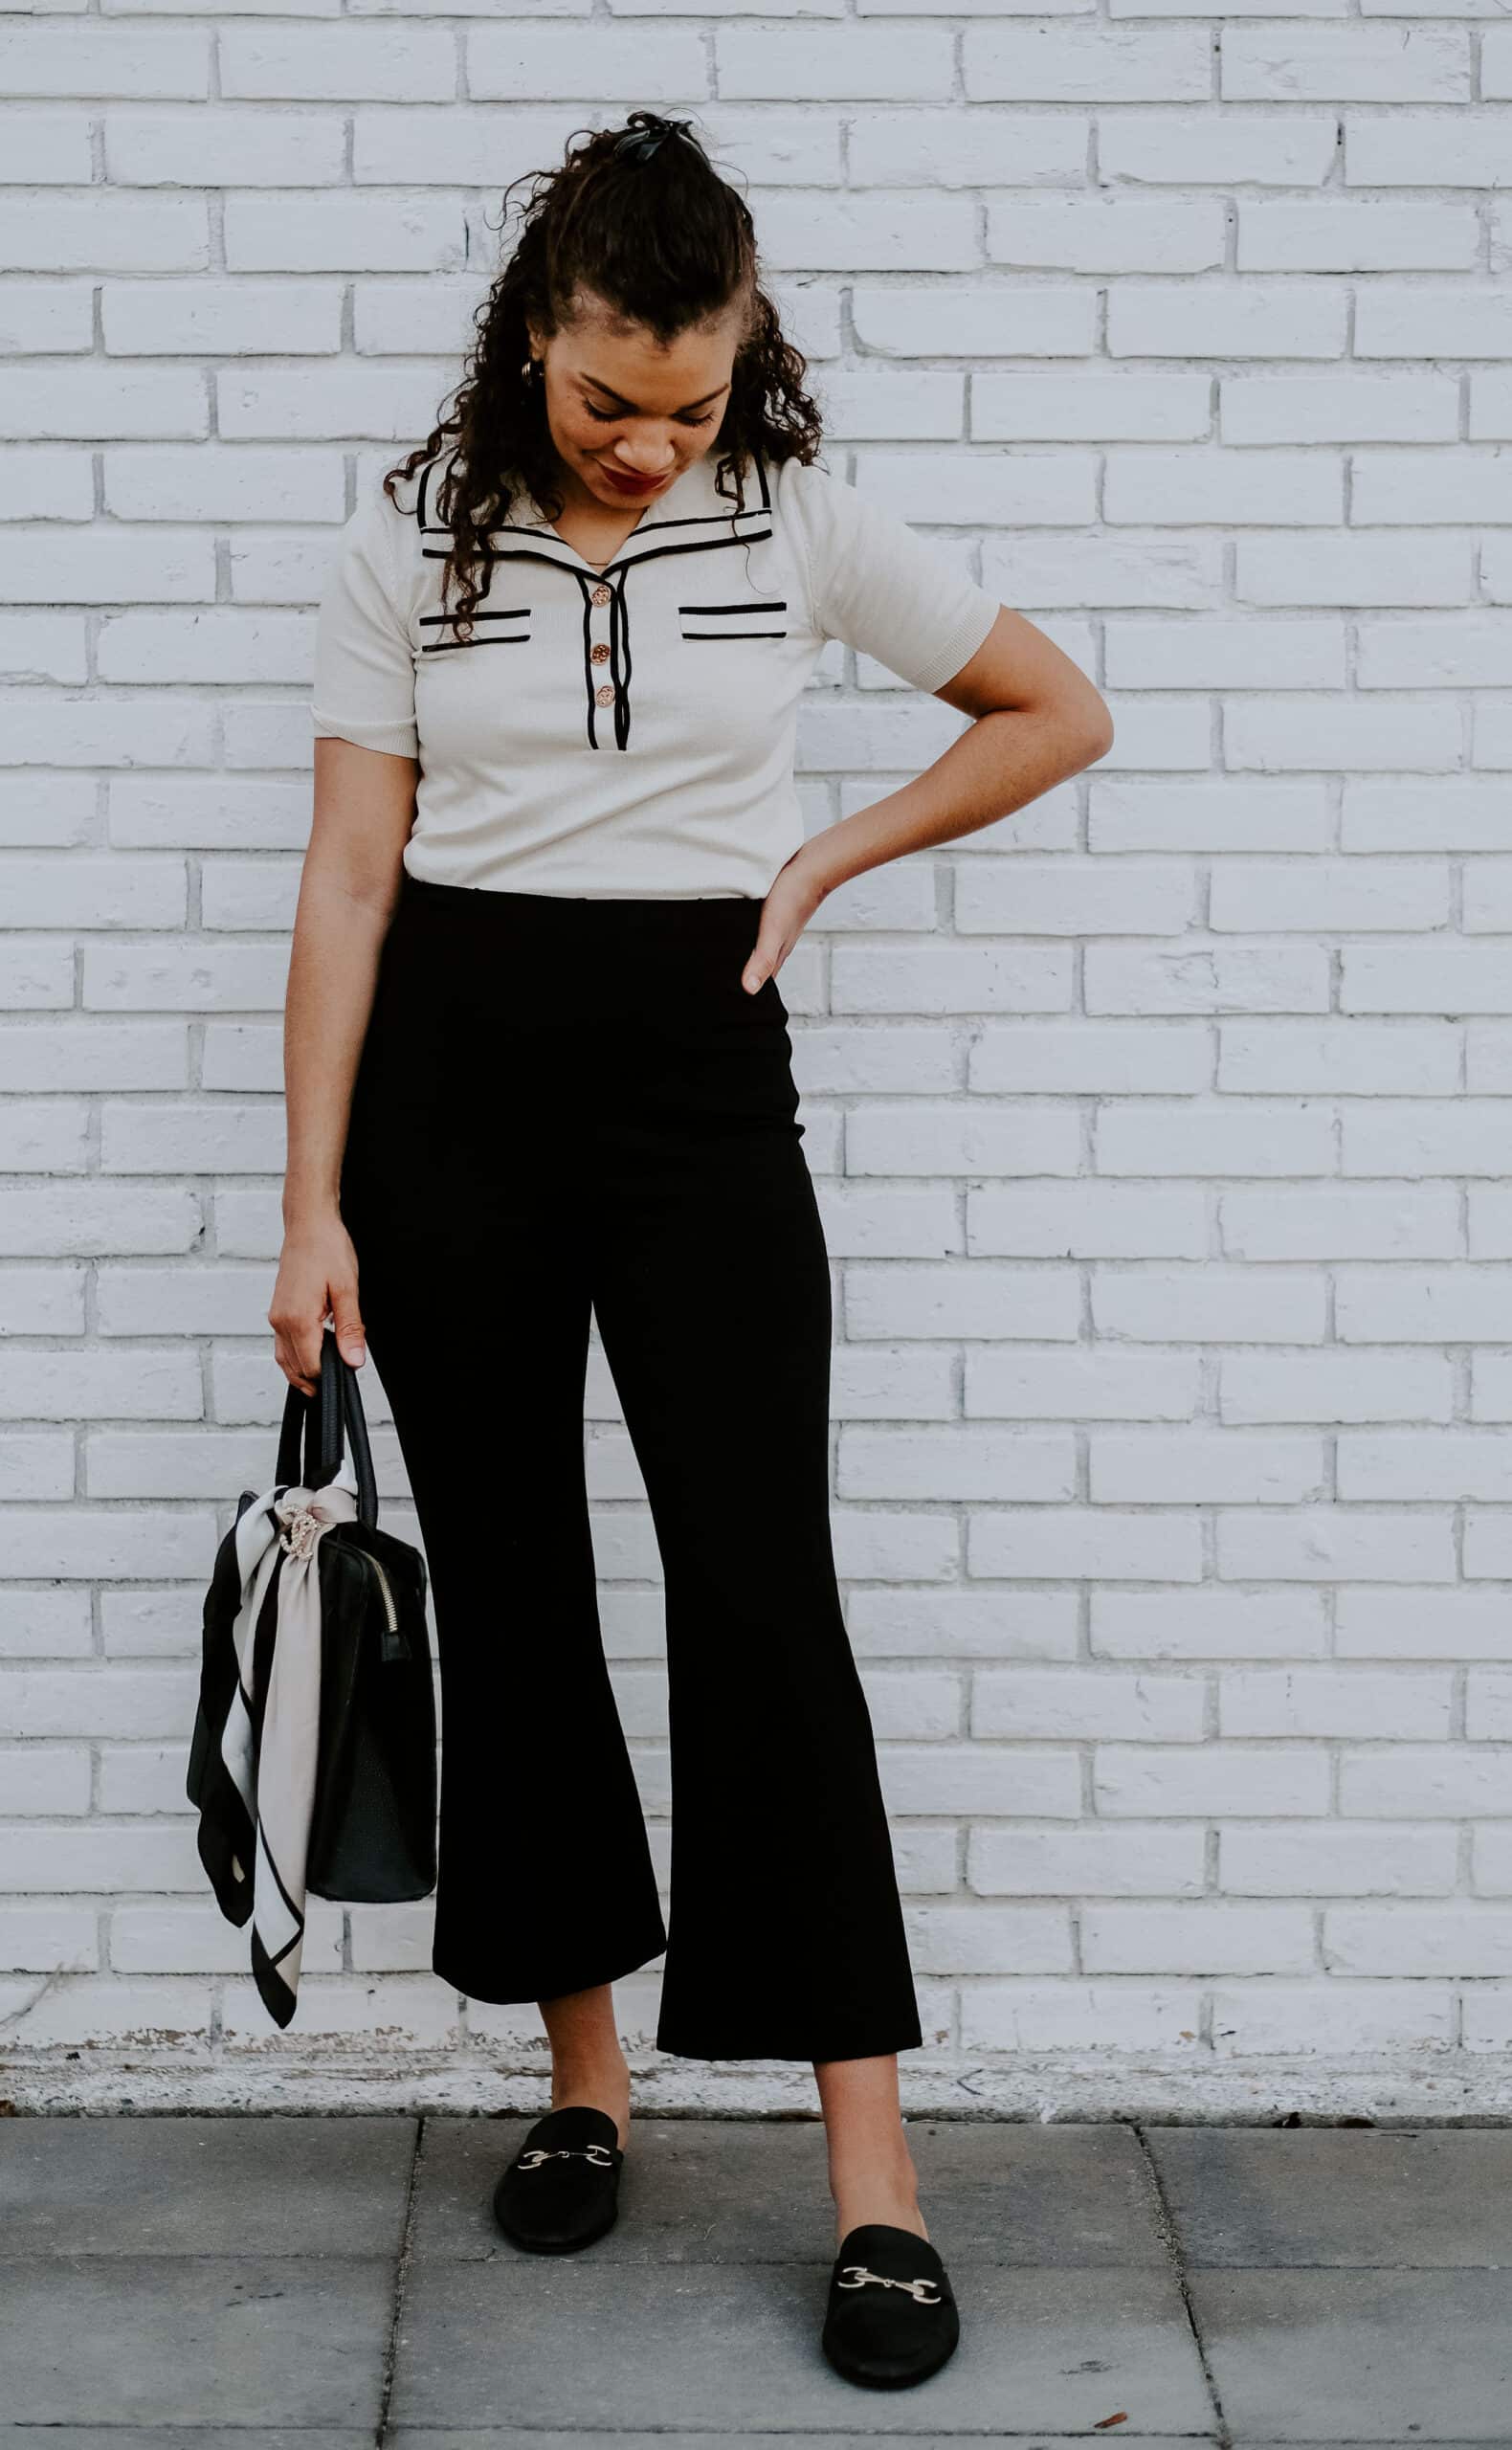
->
[612,112,698,166]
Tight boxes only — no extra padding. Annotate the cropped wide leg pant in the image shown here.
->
[337,868,923,2062]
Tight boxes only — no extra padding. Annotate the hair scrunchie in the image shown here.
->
[612,112,698,166]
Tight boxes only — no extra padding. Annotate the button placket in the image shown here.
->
[589,579,614,709]
[580,573,622,724]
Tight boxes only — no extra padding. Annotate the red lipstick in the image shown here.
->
[599,464,672,498]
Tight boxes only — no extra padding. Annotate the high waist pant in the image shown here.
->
[337,869,923,2062]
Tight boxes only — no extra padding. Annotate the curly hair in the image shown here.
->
[379,110,825,643]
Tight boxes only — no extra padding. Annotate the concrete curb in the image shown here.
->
[7,2045,1512,2122]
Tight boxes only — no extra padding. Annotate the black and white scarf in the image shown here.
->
[189,1454,359,2027]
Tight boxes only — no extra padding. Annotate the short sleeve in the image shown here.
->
[780,457,1000,693]
[310,485,418,758]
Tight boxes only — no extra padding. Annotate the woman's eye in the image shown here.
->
[584,405,715,428]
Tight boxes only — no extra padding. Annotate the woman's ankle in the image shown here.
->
[827,2125,925,2245]
[548,2056,632,2149]
[536,1983,632,2149]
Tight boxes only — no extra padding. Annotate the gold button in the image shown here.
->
[591,584,611,606]
[591,642,611,664]
[595,683,614,705]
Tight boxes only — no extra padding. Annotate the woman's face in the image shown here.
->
[528,295,745,512]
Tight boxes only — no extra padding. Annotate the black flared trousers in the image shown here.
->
[337,869,923,2063]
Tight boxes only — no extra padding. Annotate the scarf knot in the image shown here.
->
[275,1483,349,1564]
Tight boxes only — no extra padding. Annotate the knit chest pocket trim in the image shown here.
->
[418,603,532,655]
[678,597,789,642]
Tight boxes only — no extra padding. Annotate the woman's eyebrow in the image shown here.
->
[581,377,731,413]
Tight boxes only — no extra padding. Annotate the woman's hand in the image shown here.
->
[742,848,830,994]
[269,1209,367,1396]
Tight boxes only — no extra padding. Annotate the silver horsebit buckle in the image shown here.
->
[518,2144,615,2170]
[836,2262,943,2305]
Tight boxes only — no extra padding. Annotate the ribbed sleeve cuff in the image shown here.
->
[908,590,1000,694]
[311,709,419,758]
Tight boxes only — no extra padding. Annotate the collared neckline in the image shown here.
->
[411,444,774,588]
[508,454,704,572]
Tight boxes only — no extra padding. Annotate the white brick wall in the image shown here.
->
[3,12,1511,2090]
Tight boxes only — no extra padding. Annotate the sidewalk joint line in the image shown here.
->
[374,2109,425,2449]
[1132,2118,1233,2450]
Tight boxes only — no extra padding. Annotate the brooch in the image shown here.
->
[275,1498,322,1563]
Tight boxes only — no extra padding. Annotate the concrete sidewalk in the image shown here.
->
[3,2114,1512,2444]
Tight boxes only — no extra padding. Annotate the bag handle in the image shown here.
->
[275,1328,379,1529]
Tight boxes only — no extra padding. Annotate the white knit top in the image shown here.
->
[310,443,1000,901]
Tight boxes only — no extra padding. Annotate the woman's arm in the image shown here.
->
[817,606,1114,886]
[743,609,1114,991]
[268,736,418,1395]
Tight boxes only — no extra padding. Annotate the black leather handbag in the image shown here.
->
[187,1329,437,1916]
[293,1333,437,1903]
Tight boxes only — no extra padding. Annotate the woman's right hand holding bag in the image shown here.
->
[269,1208,367,1398]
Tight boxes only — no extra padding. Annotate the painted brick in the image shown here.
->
[4,17,1508,2090]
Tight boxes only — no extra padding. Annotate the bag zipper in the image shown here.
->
[363,1547,398,1631]
[356,1545,407,1660]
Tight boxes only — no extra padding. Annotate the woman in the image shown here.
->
[273,109,1113,2390]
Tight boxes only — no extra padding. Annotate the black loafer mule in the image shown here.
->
[821,2221,961,2389]
[491,2104,624,2254]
